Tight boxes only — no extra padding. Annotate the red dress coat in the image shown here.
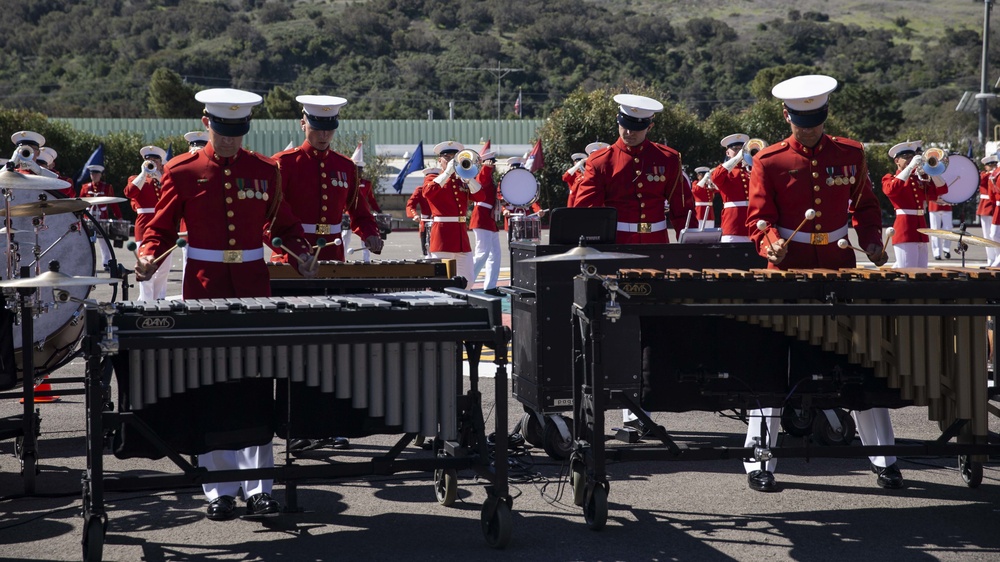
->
[138,144,308,300]
[271,141,378,262]
[54,171,76,198]
[563,168,582,207]
[574,138,692,243]
[406,182,430,234]
[977,171,995,217]
[359,177,381,213]
[421,173,486,253]
[469,164,499,232]
[710,165,751,237]
[990,168,1000,226]
[747,134,882,270]
[691,182,715,222]
[882,174,945,245]
[79,180,122,220]
[124,175,162,243]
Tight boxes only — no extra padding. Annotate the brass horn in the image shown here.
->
[455,149,481,180]
[922,147,948,176]
[742,138,768,167]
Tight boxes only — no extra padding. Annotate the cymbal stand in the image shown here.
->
[28,219,80,271]
[578,260,630,323]
[15,265,39,493]
[3,187,15,280]
[27,214,48,277]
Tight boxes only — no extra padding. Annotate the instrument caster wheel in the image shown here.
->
[570,460,587,507]
[780,408,815,437]
[812,408,855,446]
[434,468,458,506]
[542,414,572,461]
[480,497,512,549]
[583,483,608,531]
[520,412,544,447]
[412,435,425,448]
[14,435,23,459]
[82,514,106,562]
[959,455,983,488]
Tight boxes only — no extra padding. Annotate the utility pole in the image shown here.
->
[977,0,994,146]
[462,61,523,124]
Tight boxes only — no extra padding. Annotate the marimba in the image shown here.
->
[80,289,514,554]
[568,265,1000,528]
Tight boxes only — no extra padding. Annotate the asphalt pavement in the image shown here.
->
[1,225,999,561]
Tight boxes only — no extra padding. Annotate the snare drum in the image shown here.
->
[509,214,541,242]
[374,213,393,240]
[499,168,538,207]
[6,211,96,379]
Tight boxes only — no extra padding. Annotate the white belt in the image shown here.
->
[723,201,749,208]
[695,202,712,207]
[187,246,264,263]
[617,220,667,233]
[433,216,467,223]
[301,223,342,235]
[475,202,494,209]
[895,209,925,216]
[136,208,156,214]
[777,224,849,245]
[981,195,992,200]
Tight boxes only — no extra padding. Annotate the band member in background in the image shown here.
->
[989,159,1000,267]
[422,141,487,289]
[36,147,76,198]
[500,156,546,245]
[351,143,381,262]
[747,74,898,493]
[135,88,316,522]
[926,166,953,260]
[124,145,168,300]
[9,130,57,179]
[470,148,502,295]
[574,94,694,242]
[979,154,998,264]
[704,134,753,242]
[691,166,716,228]
[79,164,122,271]
[271,95,381,264]
[406,168,435,257]
[882,141,946,268]
[563,151,587,207]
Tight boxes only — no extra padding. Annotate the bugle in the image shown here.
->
[454,149,481,180]
[742,138,768,167]
[922,147,947,176]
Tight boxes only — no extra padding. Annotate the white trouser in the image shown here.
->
[341,230,353,255]
[199,444,273,501]
[989,222,1000,267]
[744,408,780,473]
[928,211,952,256]
[97,236,114,268]
[429,251,474,290]
[893,242,928,268]
[852,408,897,468]
[180,244,189,289]
[137,255,170,302]
[980,218,997,264]
[471,229,502,290]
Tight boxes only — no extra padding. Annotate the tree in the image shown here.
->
[147,68,201,118]
[263,86,299,119]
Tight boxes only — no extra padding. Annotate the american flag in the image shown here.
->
[514,90,522,118]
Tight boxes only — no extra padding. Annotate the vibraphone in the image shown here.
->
[569,266,1000,529]
[267,259,459,295]
[80,289,513,556]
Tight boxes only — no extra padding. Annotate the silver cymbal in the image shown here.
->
[521,246,648,263]
[0,270,118,288]
[0,169,70,190]
[0,198,91,217]
[80,196,127,205]
[916,228,1000,248]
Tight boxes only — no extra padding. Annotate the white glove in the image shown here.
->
[433,159,456,186]
[567,160,585,175]
[722,150,743,172]
[11,148,42,174]
[895,155,921,182]
[697,173,711,188]
[466,178,482,194]
[131,169,147,187]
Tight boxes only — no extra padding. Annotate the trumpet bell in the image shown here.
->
[922,147,948,176]
[742,138,768,167]
[455,149,481,180]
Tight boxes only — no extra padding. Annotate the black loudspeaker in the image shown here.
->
[547,207,618,245]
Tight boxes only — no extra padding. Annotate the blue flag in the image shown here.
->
[967,139,974,159]
[76,144,104,188]
[392,141,424,193]
[165,145,173,161]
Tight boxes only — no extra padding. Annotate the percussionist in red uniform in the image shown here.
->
[406,168,435,257]
[135,88,316,522]
[125,145,168,300]
[691,166,716,228]
[704,133,754,242]
[563,151,587,207]
[470,148,502,294]
[421,141,487,289]
[574,94,694,242]
[349,142,382,262]
[746,74,899,493]
[79,164,123,270]
[979,154,998,264]
[271,95,382,264]
[882,141,947,268]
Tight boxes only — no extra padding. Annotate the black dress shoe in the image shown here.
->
[934,256,941,261]
[747,469,777,492]
[288,438,322,452]
[871,463,904,489]
[329,436,350,449]
[206,495,237,521]
[245,493,280,518]
[944,251,951,259]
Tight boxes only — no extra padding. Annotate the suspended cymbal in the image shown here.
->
[0,270,118,288]
[80,196,127,205]
[917,228,1000,248]
[0,169,70,190]
[0,198,91,217]
[521,245,648,263]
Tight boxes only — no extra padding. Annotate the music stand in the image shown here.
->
[548,207,618,245]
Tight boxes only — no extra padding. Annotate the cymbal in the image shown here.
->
[521,245,648,263]
[0,198,91,217]
[0,169,70,190]
[80,196,127,205]
[917,228,1000,248]
[0,270,118,288]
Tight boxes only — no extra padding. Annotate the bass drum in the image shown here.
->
[499,168,538,207]
[939,154,979,205]
[6,209,96,379]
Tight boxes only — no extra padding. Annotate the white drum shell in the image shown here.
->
[938,154,979,205]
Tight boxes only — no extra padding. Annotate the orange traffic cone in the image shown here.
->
[21,376,60,404]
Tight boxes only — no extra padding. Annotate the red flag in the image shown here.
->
[525,139,544,173]
[514,90,522,117]
[479,139,491,157]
